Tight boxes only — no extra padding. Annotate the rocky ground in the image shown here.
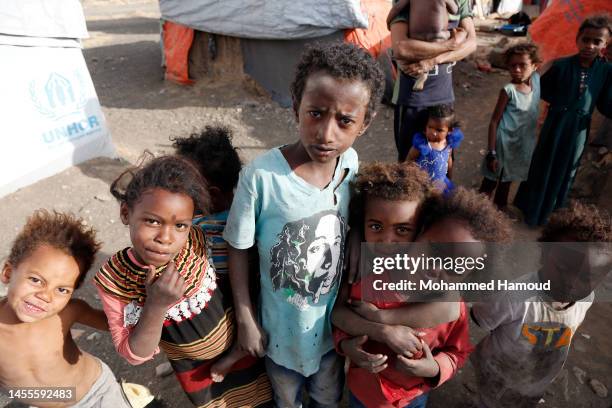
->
[1,1,611,407]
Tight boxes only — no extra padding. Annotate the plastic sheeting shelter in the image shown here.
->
[529,0,612,63]
[0,0,114,198]
[159,0,392,107]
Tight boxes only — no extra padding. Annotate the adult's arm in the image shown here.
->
[391,22,466,63]
[429,17,477,66]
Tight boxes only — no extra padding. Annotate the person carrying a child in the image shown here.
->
[514,15,611,226]
[407,104,463,193]
[95,155,272,407]
[222,43,384,407]
[333,177,512,408]
[480,43,541,211]
[1,210,130,407]
[389,0,477,161]
[471,200,611,407]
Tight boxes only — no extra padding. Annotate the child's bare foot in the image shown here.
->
[210,347,248,382]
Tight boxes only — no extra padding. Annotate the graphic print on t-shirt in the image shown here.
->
[269,210,346,310]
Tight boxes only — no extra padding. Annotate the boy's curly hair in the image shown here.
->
[420,187,512,242]
[578,14,611,37]
[539,200,611,242]
[110,154,210,216]
[7,210,101,289]
[290,42,385,126]
[172,126,242,193]
[351,162,433,224]
[504,43,541,65]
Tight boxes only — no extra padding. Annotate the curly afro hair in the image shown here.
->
[110,154,210,216]
[504,43,541,65]
[7,210,101,289]
[351,162,433,226]
[290,42,385,125]
[420,187,513,242]
[172,126,242,193]
[539,200,611,242]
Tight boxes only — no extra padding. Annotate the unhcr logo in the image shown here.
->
[29,72,87,120]
[29,72,102,144]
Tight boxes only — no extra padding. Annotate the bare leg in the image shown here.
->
[210,345,249,382]
[412,72,429,91]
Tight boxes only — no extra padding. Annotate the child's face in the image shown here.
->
[577,27,609,61]
[121,188,194,267]
[1,245,79,323]
[295,71,371,164]
[364,197,420,244]
[507,53,536,83]
[425,118,450,144]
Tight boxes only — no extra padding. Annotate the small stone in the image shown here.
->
[538,398,545,404]
[581,333,591,339]
[71,329,86,340]
[598,147,609,155]
[94,194,111,202]
[155,362,173,377]
[572,366,586,384]
[589,379,608,398]
[87,332,101,341]
[479,149,486,156]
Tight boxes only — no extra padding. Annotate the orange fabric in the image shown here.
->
[529,0,612,63]
[162,20,195,85]
[344,0,392,58]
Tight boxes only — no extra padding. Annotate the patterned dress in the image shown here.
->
[413,128,464,192]
[95,227,272,407]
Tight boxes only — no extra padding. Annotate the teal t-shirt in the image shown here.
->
[223,146,358,376]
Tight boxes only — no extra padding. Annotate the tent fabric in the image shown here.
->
[529,0,612,63]
[162,21,195,85]
[344,0,391,59]
[159,0,368,40]
[0,0,88,39]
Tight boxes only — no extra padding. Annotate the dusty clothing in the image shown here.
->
[471,273,593,407]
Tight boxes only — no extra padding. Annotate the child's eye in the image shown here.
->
[339,116,354,126]
[397,226,413,235]
[309,111,322,118]
[29,277,42,285]
[145,218,160,225]
[176,223,189,231]
[57,288,72,295]
[368,223,382,232]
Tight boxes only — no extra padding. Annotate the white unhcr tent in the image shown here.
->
[0,0,114,198]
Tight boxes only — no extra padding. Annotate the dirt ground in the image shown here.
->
[1,1,611,407]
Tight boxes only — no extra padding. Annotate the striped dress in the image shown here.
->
[95,227,272,407]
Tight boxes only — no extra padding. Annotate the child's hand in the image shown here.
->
[381,325,425,357]
[447,28,467,49]
[237,318,267,358]
[145,262,187,310]
[395,340,440,378]
[487,157,498,173]
[349,300,385,323]
[341,335,388,374]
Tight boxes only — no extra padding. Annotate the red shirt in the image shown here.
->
[333,281,473,408]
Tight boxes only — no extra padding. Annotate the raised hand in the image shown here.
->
[145,261,187,309]
[395,340,440,378]
[341,335,388,374]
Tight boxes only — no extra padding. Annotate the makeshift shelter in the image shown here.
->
[159,0,393,107]
[0,0,114,198]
